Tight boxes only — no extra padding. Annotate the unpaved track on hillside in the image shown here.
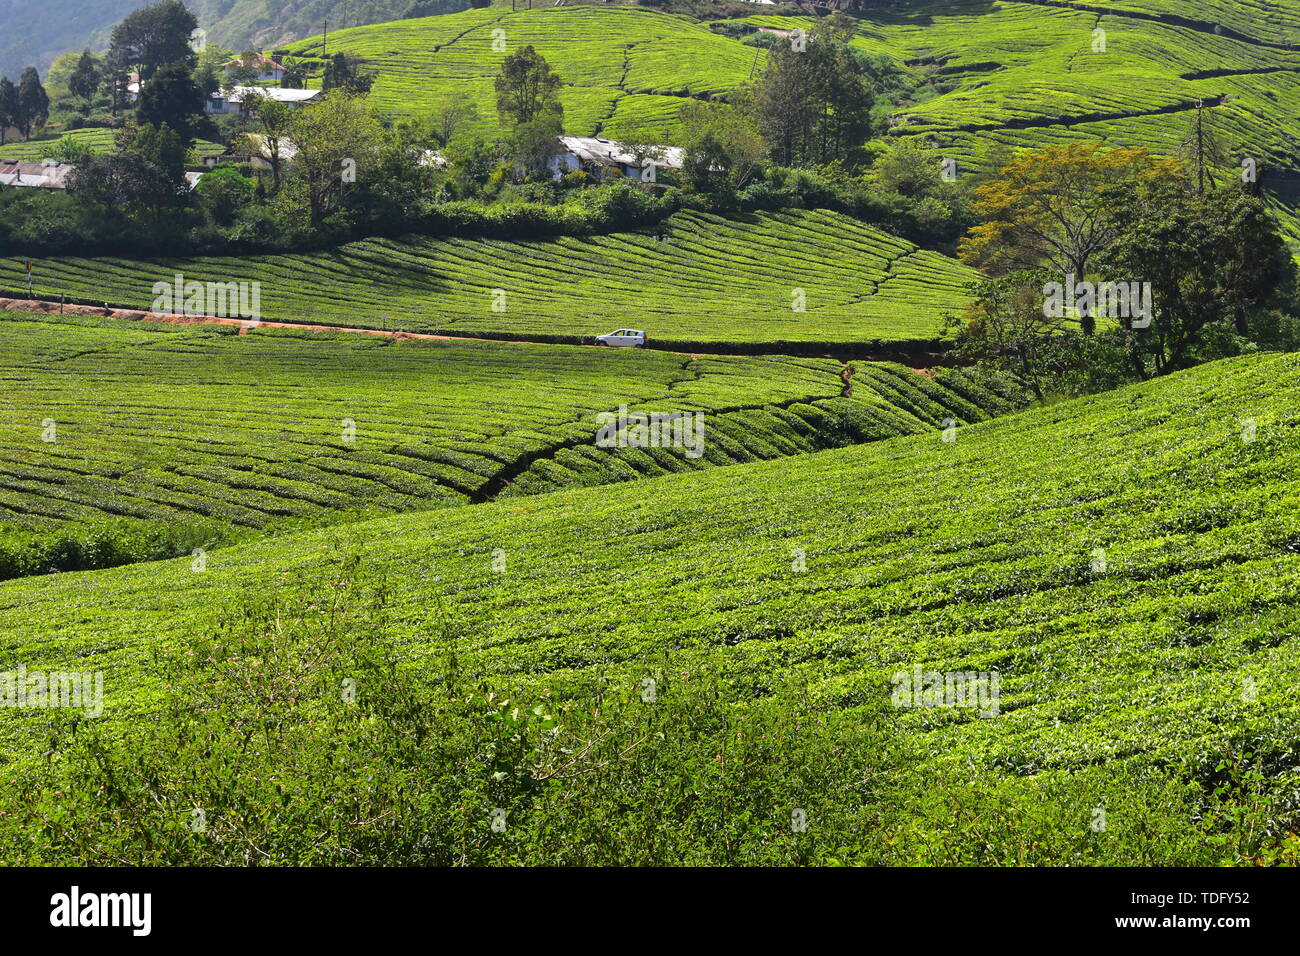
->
[0,295,945,366]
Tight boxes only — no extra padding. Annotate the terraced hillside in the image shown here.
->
[0,128,225,163]
[733,0,1300,238]
[285,5,761,142]
[0,311,1017,578]
[1,350,1296,863]
[0,209,978,347]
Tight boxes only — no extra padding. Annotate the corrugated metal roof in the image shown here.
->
[0,160,76,189]
[558,136,684,170]
[221,86,320,105]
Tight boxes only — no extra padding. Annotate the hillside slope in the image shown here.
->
[0,311,1014,577]
[734,0,1300,238]
[286,5,761,142]
[1,350,1297,862]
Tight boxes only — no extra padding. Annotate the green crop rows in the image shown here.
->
[0,127,225,163]
[0,312,1012,577]
[1,350,1296,861]
[0,209,977,346]
[286,6,761,143]
[732,0,1300,240]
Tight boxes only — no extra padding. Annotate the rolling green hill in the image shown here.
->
[0,311,1016,578]
[731,0,1300,238]
[1,349,1296,863]
[0,209,979,347]
[285,5,762,142]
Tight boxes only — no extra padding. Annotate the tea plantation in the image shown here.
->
[730,0,1300,238]
[0,127,225,162]
[0,311,1015,578]
[285,6,760,143]
[0,351,1296,864]
[0,209,977,347]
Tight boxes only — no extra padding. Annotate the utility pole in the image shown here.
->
[1195,100,1206,195]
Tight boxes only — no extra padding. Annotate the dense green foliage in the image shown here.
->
[0,351,1297,863]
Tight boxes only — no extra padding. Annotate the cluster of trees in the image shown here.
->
[0,69,50,143]
[948,140,1297,392]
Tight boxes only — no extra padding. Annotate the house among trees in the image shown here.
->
[223,53,285,83]
[204,86,321,115]
[0,158,204,190]
[124,81,319,115]
[549,136,685,180]
[0,159,76,189]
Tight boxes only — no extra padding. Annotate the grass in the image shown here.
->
[284,5,761,143]
[0,311,1015,579]
[0,350,1297,863]
[0,209,978,347]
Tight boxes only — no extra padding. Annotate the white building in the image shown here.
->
[0,158,202,190]
[205,86,321,115]
[223,54,285,83]
[0,159,76,189]
[548,136,685,181]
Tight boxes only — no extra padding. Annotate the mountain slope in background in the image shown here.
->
[0,0,468,81]
[0,0,139,80]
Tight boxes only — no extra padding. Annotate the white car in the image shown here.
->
[595,328,646,348]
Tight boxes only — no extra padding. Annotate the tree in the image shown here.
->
[66,151,179,219]
[750,21,874,168]
[1179,100,1232,196]
[103,62,131,116]
[0,78,16,146]
[442,130,501,196]
[196,166,254,226]
[45,52,84,101]
[1101,181,1292,376]
[107,0,199,82]
[228,52,263,87]
[432,99,479,147]
[322,54,374,94]
[279,56,309,90]
[46,134,96,163]
[871,137,949,198]
[15,68,50,139]
[507,112,564,180]
[679,101,766,192]
[943,270,1067,402]
[243,93,294,190]
[137,61,209,146]
[130,123,188,186]
[69,52,104,110]
[959,142,1184,331]
[287,91,385,227]
[195,46,234,98]
[494,46,562,127]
